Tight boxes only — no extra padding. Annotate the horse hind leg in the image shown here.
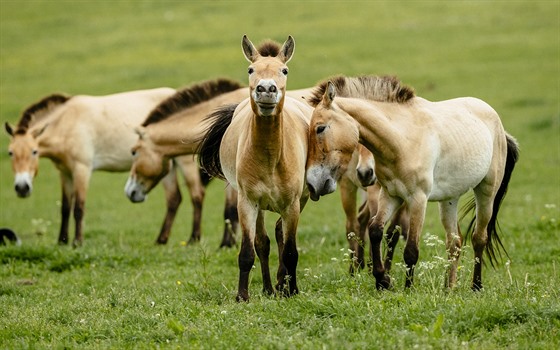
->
[220,186,238,248]
[470,186,495,291]
[438,199,462,289]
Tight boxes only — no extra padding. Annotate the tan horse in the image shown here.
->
[306,75,519,291]
[199,36,312,301]
[124,78,248,247]
[5,89,205,246]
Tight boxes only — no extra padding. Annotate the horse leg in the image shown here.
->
[471,185,495,291]
[236,195,258,302]
[274,218,285,283]
[384,204,408,273]
[58,172,73,245]
[157,164,182,244]
[71,165,91,247]
[254,211,273,296]
[438,199,462,289]
[176,156,204,244]
[403,193,428,288]
[276,203,301,296]
[339,176,362,274]
[368,188,402,290]
[220,185,238,248]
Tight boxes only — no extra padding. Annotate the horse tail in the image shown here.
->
[197,103,238,180]
[461,133,520,267]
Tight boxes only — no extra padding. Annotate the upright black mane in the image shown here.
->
[141,78,244,127]
[256,40,281,57]
[308,75,415,107]
[16,94,71,134]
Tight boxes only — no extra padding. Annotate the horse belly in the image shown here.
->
[429,128,493,201]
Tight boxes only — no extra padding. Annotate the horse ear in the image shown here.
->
[31,123,49,138]
[279,36,295,63]
[323,81,336,107]
[242,35,258,63]
[134,126,146,139]
[5,122,14,136]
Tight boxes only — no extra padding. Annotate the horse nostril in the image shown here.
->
[268,85,277,93]
[256,85,266,93]
[15,183,30,195]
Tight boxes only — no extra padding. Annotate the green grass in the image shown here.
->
[1,1,559,349]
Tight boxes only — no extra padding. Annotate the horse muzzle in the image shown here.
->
[124,177,147,203]
[14,172,33,198]
[306,167,337,201]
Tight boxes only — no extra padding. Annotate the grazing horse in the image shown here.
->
[199,35,312,301]
[306,75,519,290]
[124,78,249,247]
[5,89,205,246]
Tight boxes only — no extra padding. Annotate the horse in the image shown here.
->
[124,78,249,247]
[305,75,519,291]
[199,35,314,301]
[4,88,207,247]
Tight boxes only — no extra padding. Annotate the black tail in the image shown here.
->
[461,133,520,267]
[197,103,238,180]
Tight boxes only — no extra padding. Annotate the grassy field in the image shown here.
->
[1,1,559,349]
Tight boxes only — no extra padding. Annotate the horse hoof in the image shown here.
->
[236,293,249,302]
[375,275,392,290]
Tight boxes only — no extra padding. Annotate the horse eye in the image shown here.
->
[248,67,254,75]
[282,68,288,75]
[8,150,13,157]
[317,125,326,134]
[32,150,38,156]
[131,150,137,157]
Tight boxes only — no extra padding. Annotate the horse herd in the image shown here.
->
[5,35,519,301]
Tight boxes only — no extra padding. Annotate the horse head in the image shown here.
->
[356,144,376,187]
[125,127,171,202]
[242,35,294,117]
[5,122,47,198]
[306,81,360,201]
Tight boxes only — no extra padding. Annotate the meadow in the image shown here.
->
[1,1,559,349]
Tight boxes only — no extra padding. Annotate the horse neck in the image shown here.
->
[336,97,402,162]
[249,109,284,164]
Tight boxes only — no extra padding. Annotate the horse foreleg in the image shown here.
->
[255,211,273,296]
[339,176,362,274]
[384,204,408,273]
[438,199,462,289]
[72,165,91,248]
[176,156,204,244]
[403,193,428,288]
[276,204,300,297]
[369,188,402,290]
[236,196,258,302]
[58,172,73,245]
[220,186,238,248]
[158,166,182,244]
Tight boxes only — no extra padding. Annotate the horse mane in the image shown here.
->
[197,103,239,180]
[15,93,71,134]
[256,40,281,57]
[141,78,244,127]
[307,75,415,107]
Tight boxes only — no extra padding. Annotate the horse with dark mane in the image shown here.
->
[5,88,203,246]
[306,75,519,291]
